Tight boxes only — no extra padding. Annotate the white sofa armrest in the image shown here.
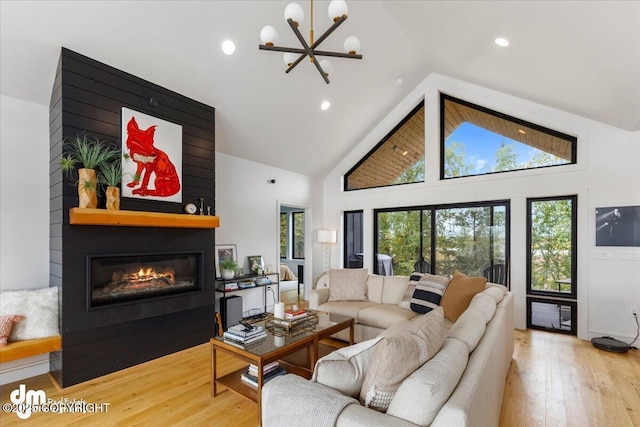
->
[310,288,330,310]
[336,403,418,427]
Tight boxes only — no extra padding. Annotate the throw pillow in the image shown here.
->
[398,272,423,309]
[440,271,486,322]
[0,315,24,346]
[410,273,451,314]
[328,269,368,302]
[360,307,444,412]
[0,287,60,340]
[312,337,383,398]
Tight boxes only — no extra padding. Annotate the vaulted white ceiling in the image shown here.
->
[2,1,638,177]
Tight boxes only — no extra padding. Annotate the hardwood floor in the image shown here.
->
[2,325,638,426]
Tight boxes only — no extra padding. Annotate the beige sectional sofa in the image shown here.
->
[263,272,514,427]
[310,273,421,343]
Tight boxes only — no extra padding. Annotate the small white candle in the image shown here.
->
[274,335,285,347]
[274,302,285,319]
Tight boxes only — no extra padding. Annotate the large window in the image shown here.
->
[526,196,577,334]
[375,201,509,284]
[441,94,577,179]
[344,211,364,268]
[344,102,424,191]
[292,211,305,259]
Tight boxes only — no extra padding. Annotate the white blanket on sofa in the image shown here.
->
[263,374,357,427]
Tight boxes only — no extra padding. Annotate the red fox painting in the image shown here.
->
[124,116,181,198]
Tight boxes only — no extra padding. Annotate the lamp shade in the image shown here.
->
[328,0,348,22]
[284,2,305,26]
[260,25,279,46]
[319,59,333,76]
[318,229,337,243]
[284,52,297,66]
[343,36,360,54]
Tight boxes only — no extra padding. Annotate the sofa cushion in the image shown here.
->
[483,284,507,304]
[328,269,369,302]
[360,307,444,412]
[410,273,451,314]
[312,337,383,398]
[447,307,488,353]
[0,287,59,340]
[357,305,418,330]
[381,276,409,305]
[317,301,377,322]
[367,275,384,304]
[387,338,469,426]
[469,293,498,323]
[440,271,486,322]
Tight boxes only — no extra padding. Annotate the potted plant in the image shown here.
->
[98,158,122,210]
[60,134,120,208]
[219,259,238,280]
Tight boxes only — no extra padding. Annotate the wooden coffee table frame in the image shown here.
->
[210,314,354,425]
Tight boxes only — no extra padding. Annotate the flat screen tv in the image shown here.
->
[595,205,640,247]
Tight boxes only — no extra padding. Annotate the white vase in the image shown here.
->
[221,270,235,280]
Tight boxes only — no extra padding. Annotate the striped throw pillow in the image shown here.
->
[410,274,451,314]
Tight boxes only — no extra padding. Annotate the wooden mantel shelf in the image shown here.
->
[69,208,220,229]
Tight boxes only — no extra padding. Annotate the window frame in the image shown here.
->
[291,211,305,260]
[343,210,364,269]
[526,195,578,299]
[344,101,425,191]
[440,93,578,180]
[280,212,288,259]
[373,199,510,285]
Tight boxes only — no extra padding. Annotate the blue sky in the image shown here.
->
[446,122,537,173]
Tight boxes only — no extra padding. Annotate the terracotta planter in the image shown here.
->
[77,168,97,208]
[106,186,120,210]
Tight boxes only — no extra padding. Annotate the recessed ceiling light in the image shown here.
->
[518,129,526,135]
[495,37,509,47]
[395,77,404,86]
[321,101,331,111]
[222,40,236,55]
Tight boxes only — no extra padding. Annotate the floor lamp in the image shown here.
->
[318,229,337,273]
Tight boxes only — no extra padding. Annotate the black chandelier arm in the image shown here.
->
[286,18,330,83]
[259,45,362,60]
[309,15,347,50]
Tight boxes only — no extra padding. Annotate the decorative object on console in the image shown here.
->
[248,255,264,274]
[60,134,121,209]
[215,244,238,278]
[219,258,239,280]
[184,202,198,214]
[318,229,337,272]
[121,107,182,203]
[259,0,362,84]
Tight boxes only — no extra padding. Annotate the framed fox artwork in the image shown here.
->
[121,107,183,203]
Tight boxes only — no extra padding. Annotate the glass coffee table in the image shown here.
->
[210,311,354,424]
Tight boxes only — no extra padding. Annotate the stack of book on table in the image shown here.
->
[223,324,267,347]
[284,309,307,320]
[240,361,286,388]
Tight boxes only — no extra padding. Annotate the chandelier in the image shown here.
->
[259,0,362,84]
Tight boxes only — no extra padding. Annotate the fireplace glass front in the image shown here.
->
[88,252,202,308]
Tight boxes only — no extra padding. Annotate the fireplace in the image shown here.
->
[88,252,203,308]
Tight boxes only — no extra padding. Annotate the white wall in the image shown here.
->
[0,95,52,384]
[215,152,319,315]
[323,74,640,344]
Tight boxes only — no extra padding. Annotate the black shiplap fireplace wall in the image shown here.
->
[49,48,216,387]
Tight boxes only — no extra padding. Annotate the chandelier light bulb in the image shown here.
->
[260,25,279,46]
[319,59,333,76]
[343,36,360,55]
[284,3,305,27]
[284,52,297,66]
[328,0,348,22]
[321,100,331,111]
